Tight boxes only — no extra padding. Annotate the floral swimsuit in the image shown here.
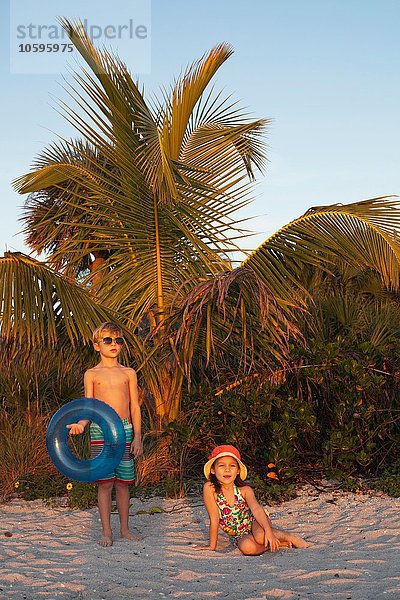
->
[216,485,255,545]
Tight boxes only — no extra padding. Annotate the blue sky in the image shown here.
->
[1,0,399,256]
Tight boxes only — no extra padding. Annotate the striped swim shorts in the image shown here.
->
[90,417,135,484]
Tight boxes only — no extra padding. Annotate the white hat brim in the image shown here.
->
[204,451,247,480]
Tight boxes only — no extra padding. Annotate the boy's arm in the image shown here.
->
[128,369,142,458]
[197,482,219,551]
[242,486,280,552]
[66,370,92,435]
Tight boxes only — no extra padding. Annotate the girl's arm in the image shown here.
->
[197,482,220,551]
[242,486,280,552]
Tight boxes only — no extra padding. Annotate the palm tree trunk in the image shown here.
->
[146,364,184,426]
[153,193,165,326]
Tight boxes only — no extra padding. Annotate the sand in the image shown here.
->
[0,485,399,600]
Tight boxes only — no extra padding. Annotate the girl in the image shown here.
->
[199,445,309,555]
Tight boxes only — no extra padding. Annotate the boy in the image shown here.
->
[67,322,142,547]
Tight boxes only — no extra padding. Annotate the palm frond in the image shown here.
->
[163,43,234,161]
[0,251,123,347]
[243,196,400,304]
[171,267,301,380]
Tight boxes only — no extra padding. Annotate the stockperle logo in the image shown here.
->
[10,0,151,75]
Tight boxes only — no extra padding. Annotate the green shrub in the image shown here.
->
[251,474,297,505]
[13,474,68,500]
[373,474,400,497]
[66,481,98,509]
[370,459,400,498]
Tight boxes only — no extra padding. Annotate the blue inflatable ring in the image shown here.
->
[46,398,126,482]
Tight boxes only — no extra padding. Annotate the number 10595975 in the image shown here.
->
[18,43,74,53]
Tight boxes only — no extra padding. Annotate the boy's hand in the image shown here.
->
[66,423,85,435]
[130,437,143,458]
[264,530,280,552]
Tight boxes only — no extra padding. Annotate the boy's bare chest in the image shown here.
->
[93,370,129,392]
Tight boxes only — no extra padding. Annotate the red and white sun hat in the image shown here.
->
[203,444,248,480]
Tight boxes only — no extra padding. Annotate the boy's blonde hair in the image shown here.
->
[92,322,123,343]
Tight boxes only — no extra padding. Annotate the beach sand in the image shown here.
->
[0,486,399,600]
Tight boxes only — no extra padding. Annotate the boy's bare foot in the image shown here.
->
[120,529,143,541]
[98,534,113,547]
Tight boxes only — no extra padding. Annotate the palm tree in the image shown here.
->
[3,20,400,425]
[21,140,116,285]
[11,19,277,423]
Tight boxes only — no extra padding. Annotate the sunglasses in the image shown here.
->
[100,336,125,346]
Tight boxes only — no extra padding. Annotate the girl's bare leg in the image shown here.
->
[237,533,266,555]
[97,481,114,546]
[238,522,310,555]
[237,522,268,555]
[272,526,310,548]
[115,480,142,541]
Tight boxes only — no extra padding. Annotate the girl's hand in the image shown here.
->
[194,545,216,551]
[264,530,280,552]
